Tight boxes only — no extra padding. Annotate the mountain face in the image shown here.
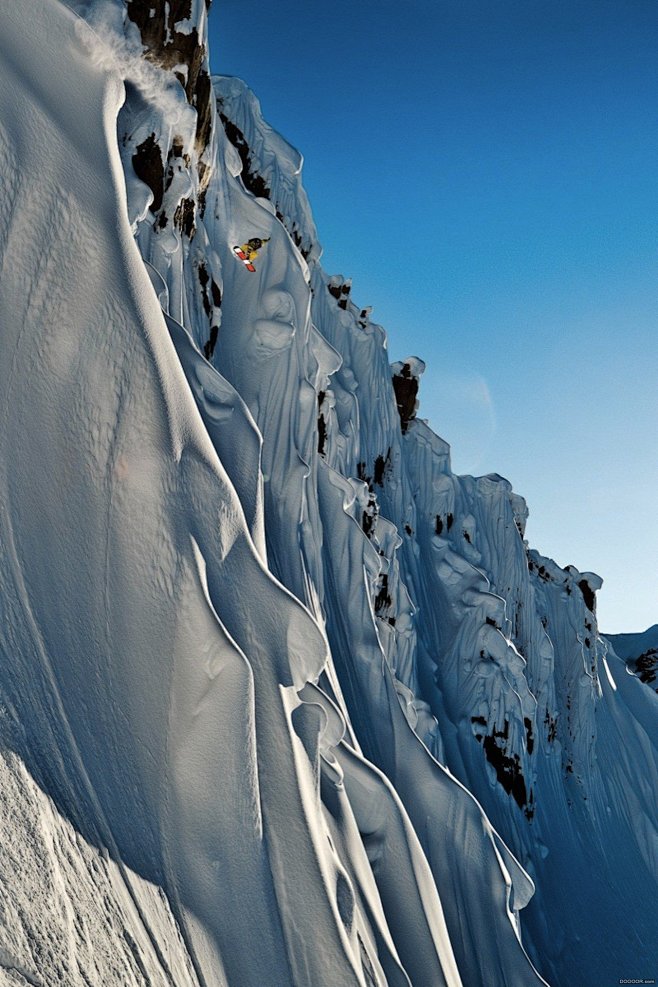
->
[607,626,658,694]
[0,2,655,985]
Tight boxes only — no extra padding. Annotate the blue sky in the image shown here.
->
[208,1,658,633]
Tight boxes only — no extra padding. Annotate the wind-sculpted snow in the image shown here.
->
[215,67,657,985]
[0,3,394,984]
[0,1,656,985]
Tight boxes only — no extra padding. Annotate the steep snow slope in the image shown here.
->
[0,3,385,985]
[0,1,655,986]
[205,63,658,987]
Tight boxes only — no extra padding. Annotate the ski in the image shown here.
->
[233,246,256,272]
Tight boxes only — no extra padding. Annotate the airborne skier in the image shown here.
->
[233,236,270,271]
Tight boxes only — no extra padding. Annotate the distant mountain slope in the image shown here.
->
[607,626,658,695]
[606,624,658,660]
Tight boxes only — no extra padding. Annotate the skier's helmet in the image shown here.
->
[249,237,263,249]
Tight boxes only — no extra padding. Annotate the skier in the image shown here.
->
[233,236,270,272]
[238,237,270,262]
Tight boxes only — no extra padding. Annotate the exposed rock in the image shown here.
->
[126,1,212,155]
[578,578,596,613]
[219,113,272,199]
[174,196,195,238]
[392,362,419,433]
[131,133,163,212]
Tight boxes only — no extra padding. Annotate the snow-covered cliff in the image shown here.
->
[0,2,655,985]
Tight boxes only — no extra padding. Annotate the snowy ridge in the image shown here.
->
[0,1,655,985]
[606,625,658,696]
[214,75,320,265]
[217,60,657,982]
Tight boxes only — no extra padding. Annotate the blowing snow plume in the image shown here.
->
[0,1,655,986]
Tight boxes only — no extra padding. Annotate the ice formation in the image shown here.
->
[0,1,655,985]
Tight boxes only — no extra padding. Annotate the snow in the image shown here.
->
[606,623,658,661]
[0,1,655,985]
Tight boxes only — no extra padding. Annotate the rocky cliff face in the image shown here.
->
[0,2,655,985]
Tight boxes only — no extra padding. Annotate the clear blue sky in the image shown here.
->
[208,0,658,634]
